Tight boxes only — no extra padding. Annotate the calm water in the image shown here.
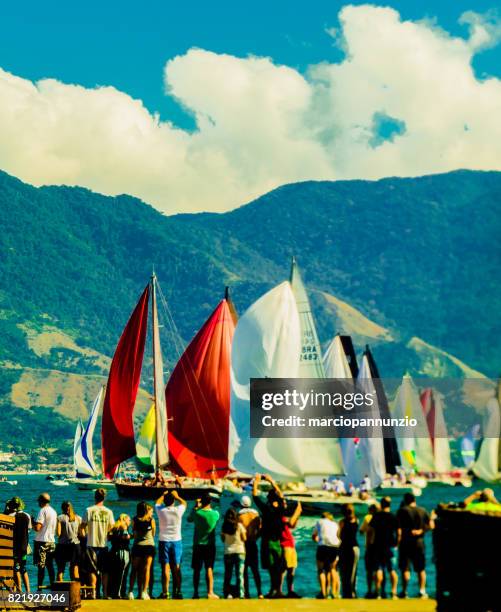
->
[3,475,500,598]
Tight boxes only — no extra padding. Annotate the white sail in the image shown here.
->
[323,335,353,379]
[424,392,452,473]
[74,387,103,478]
[230,281,302,479]
[472,397,501,482]
[347,354,386,488]
[392,374,435,473]
[323,335,358,482]
[290,259,325,378]
[290,262,344,475]
[152,276,169,470]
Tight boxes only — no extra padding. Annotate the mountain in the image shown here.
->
[0,168,499,454]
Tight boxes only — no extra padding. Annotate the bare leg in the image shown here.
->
[161,563,170,595]
[390,570,398,596]
[418,570,426,593]
[22,571,30,593]
[401,570,410,595]
[206,567,218,598]
[142,557,153,595]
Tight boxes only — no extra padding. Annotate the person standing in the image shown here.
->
[81,488,114,599]
[129,503,156,600]
[397,492,433,599]
[370,497,400,599]
[238,495,263,598]
[108,514,131,599]
[359,503,379,598]
[55,501,82,581]
[6,497,31,593]
[33,492,57,589]
[188,493,220,599]
[312,511,340,599]
[338,503,360,598]
[280,500,302,598]
[252,474,285,598]
[155,489,187,599]
[221,507,247,598]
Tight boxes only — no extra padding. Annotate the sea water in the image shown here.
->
[3,475,500,599]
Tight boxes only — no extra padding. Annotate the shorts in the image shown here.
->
[33,541,56,569]
[191,544,216,571]
[399,539,425,572]
[159,541,182,566]
[55,543,81,570]
[316,545,339,566]
[86,546,109,574]
[283,546,297,569]
[261,539,283,571]
[131,544,156,559]
[374,547,397,572]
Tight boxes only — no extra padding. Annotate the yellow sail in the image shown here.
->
[136,403,156,471]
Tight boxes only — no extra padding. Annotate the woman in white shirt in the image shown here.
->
[221,507,246,599]
[312,511,340,599]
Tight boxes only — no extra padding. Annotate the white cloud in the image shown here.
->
[0,4,501,213]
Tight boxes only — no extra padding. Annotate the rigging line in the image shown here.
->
[156,282,230,465]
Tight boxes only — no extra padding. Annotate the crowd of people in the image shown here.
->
[6,474,478,600]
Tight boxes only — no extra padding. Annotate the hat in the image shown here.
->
[241,495,252,508]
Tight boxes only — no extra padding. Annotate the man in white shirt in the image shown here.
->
[81,488,114,598]
[155,489,187,599]
[33,492,57,588]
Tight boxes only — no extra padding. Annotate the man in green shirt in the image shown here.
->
[188,493,220,599]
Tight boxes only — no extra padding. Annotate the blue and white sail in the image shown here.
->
[74,386,104,478]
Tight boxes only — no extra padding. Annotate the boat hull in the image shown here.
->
[283,491,376,516]
[377,485,422,497]
[115,482,222,500]
[68,478,116,490]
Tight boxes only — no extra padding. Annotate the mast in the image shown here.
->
[151,273,169,471]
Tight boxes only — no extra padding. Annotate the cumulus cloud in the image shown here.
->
[0,4,501,213]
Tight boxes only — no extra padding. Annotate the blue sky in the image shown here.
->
[0,2,501,213]
[1,1,500,128]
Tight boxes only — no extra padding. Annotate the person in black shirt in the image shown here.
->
[369,496,400,599]
[252,474,285,598]
[396,492,434,599]
[338,503,359,598]
[6,497,31,593]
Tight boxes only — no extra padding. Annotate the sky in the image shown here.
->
[1,1,501,213]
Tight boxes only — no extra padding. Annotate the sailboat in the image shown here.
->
[69,386,115,490]
[230,266,366,515]
[419,388,471,486]
[392,374,435,476]
[110,275,231,499]
[363,346,401,475]
[471,394,501,483]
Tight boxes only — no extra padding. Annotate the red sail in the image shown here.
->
[420,388,436,450]
[166,298,236,477]
[102,285,150,478]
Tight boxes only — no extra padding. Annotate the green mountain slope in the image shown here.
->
[0,168,499,455]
